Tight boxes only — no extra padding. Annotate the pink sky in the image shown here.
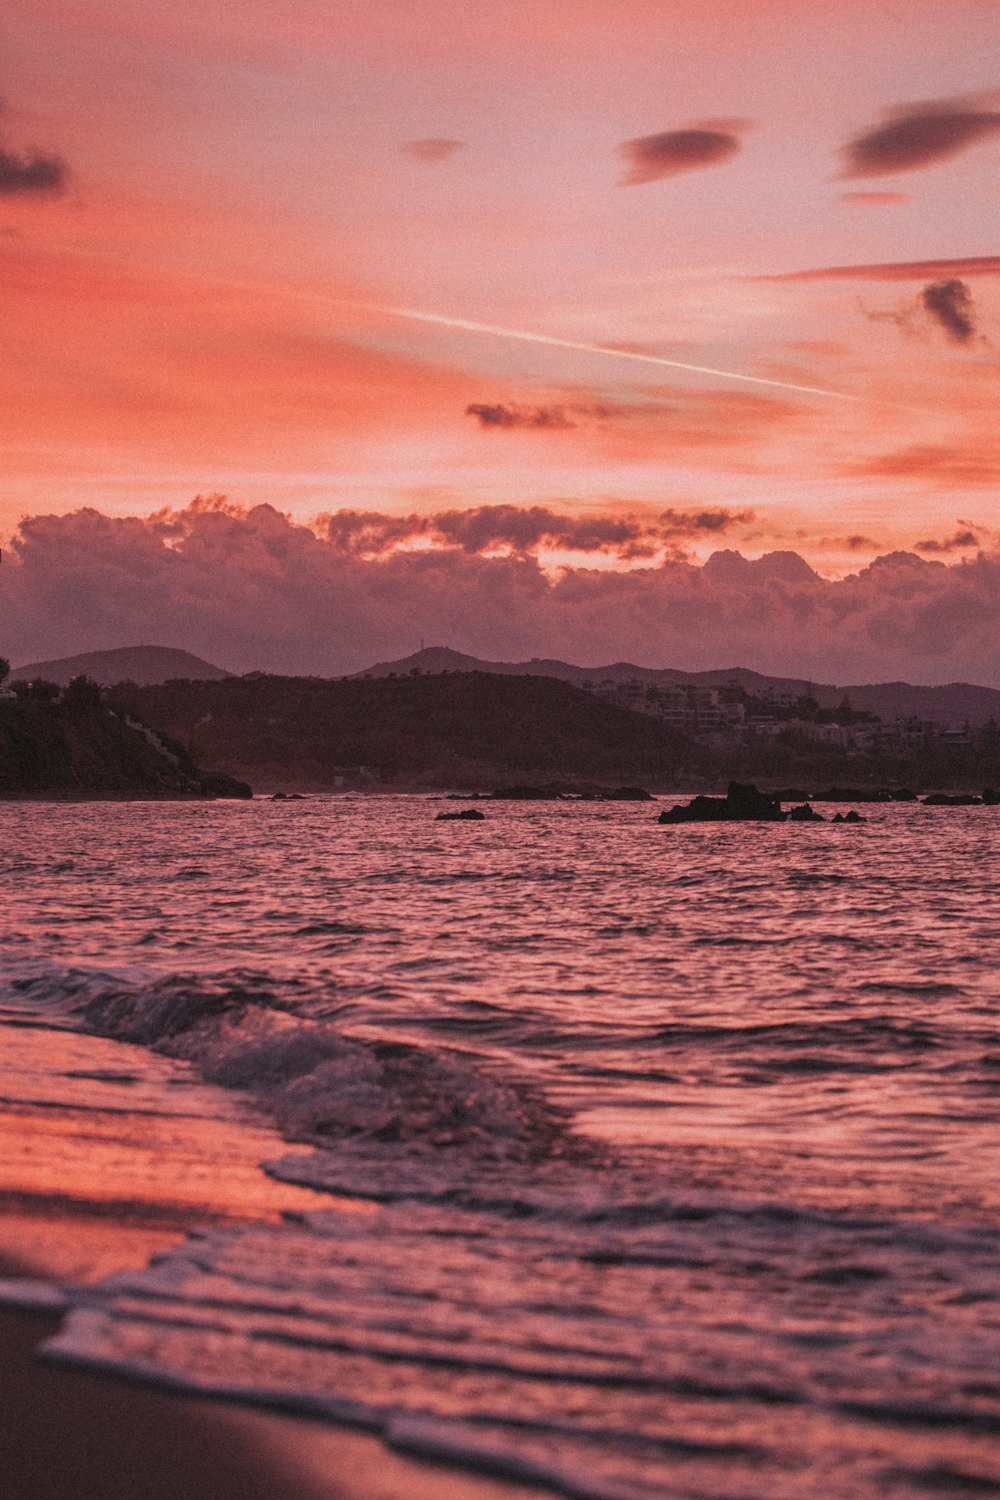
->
[2,0,1000,675]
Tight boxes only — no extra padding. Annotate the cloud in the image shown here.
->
[618,122,747,185]
[836,191,911,208]
[849,443,1000,489]
[465,403,576,430]
[320,502,754,560]
[755,255,1000,282]
[4,501,1000,687]
[838,95,1000,178]
[913,525,983,555]
[402,138,466,163]
[463,389,804,468]
[920,278,977,345]
[0,144,67,196]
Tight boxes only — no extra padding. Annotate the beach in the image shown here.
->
[0,1012,538,1500]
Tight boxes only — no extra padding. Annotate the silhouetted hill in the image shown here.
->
[10,645,230,687]
[0,694,250,797]
[356,648,1000,727]
[115,673,703,789]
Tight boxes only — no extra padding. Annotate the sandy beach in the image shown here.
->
[0,1013,540,1500]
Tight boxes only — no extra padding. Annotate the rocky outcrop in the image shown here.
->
[436,808,487,821]
[658,781,785,824]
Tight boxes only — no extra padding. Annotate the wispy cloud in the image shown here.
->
[755,255,1000,282]
[402,138,466,163]
[465,403,576,430]
[836,191,911,208]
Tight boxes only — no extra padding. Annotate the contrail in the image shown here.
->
[349,301,864,404]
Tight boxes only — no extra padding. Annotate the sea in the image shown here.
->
[2,795,999,1500]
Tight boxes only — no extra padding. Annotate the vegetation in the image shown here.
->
[110,672,704,788]
[111,670,1000,793]
[0,675,251,797]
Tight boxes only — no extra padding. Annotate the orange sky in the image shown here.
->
[2,0,999,573]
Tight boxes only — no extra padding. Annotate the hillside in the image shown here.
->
[0,695,250,797]
[115,673,703,789]
[355,647,1000,727]
[10,645,230,688]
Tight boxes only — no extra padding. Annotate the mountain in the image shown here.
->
[115,672,703,789]
[10,645,230,687]
[354,647,1000,727]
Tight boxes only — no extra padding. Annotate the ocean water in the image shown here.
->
[2,796,999,1499]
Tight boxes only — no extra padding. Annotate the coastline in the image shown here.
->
[0,1014,542,1500]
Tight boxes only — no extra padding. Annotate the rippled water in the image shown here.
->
[2,797,999,1498]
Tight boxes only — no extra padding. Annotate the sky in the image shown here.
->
[2,0,1000,680]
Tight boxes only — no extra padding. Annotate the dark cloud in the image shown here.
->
[465,403,576,430]
[914,526,982,554]
[320,502,753,560]
[839,96,1000,178]
[618,124,746,186]
[0,145,67,196]
[3,501,1000,685]
[403,138,466,163]
[755,255,1000,282]
[920,278,977,345]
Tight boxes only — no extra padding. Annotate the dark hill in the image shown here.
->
[355,647,1000,727]
[10,645,230,688]
[117,673,703,789]
[0,695,250,797]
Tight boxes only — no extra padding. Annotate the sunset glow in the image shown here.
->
[2,0,999,674]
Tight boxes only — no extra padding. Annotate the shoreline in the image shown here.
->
[0,1013,543,1500]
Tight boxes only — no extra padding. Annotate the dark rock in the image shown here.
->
[833,809,865,823]
[605,786,655,801]
[922,792,983,806]
[200,772,253,799]
[658,781,784,824]
[436,808,486,821]
[889,787,917,801]
[789,803,824,822]
[983,787,1000,805]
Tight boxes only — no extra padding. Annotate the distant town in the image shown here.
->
[572,674,996,756]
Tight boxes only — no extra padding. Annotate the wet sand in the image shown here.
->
[0,1013,541,1500]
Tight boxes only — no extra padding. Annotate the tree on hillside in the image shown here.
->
[0,657,9,687]
[63,675,103,709]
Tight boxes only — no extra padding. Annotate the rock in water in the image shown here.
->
[658,781,784,824]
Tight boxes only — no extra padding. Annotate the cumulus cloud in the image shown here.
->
[838,95,1000,178]
[755,254,1000,282]
[920,278,977,345]
[402,138,466,163]
[618,122,748,185]
[0,144,67,196]
[3,500,1000,686]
